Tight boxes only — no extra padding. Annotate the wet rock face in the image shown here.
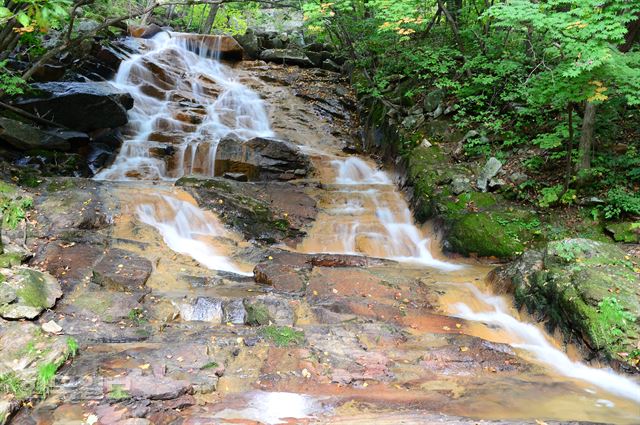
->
[0,267,62,319]
[15,82,134,132]
[260,49,314,67]
[177,177,316,244]
[214,135,311,181]
[92,248,152,294]
[0,117,71,151]
[493,238,640,371]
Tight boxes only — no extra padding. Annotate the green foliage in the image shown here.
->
[603,187,640,219]
[127,307,146,325]
[0,0,72,32]
[66,337,79,357]
[0,60,27,96]
[595,297,636,347]
[1,196,32,230]
[0,372,29,398]
[260,326,304,347]
[35,362,57,397]
[108,383,130,400]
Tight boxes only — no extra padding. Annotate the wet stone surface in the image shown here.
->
[3,43,639,425]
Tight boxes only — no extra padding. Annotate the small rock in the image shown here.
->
[42,320,63,334]
[477,157,502,192]
[223,172,248,182]
[450,176,472,195]
[509,172,529,185]
[420,139,432,148]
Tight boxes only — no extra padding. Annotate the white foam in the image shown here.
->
[454,284,640,405]
[136,195,251,276]
[215,391,322,424]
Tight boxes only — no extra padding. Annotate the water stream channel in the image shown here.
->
[78,32,640,424]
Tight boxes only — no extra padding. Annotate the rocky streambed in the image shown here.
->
[0,32,639,425]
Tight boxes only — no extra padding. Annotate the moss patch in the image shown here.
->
[446,210,539,258]
[501,239,640,369]
[245,303,272,326]
[15,269,49,308]
[260,326,305,347]
[0,253,23,268]
[606,222,640,243]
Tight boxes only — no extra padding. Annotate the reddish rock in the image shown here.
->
[92,248,152,293]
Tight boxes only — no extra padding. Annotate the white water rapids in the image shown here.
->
[96,31,640,416]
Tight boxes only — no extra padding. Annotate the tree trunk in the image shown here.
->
[577,101,596,173]
[204,4,220,34]
[620,14,640,53]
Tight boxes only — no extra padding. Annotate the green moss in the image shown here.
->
[35,362,57,397]
[260,326,304,347]
[606,222,640,243]
[107,384,130,400]
[15,269,49,308]
[46,179,77,193]
[0,253,23,268]
[0,181,16,195]
[201,361,219,370]
[72,292,111,315]
[446,211,538,258]
[245,303,272,326]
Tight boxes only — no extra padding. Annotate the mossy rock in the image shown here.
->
[177,176,312,244]
[0,253,24,268]
[0,267,62,319]
[244,302,272,326]
[445,210,539,258]
[606,222,640,243]
[495,238,640,370]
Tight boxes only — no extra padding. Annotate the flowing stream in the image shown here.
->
[96,31,640,423]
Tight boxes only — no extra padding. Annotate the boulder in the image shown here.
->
[92,248,152,293]
[0,267,62,319]
[15,82,134,132]
[214,135,311,181]
[259,49,314,67]
[0,117,70,151]
[477,157,502,192]
[423,89,445,113]
[235,29,260,59]
[450,175,471,195]
[605,222,640,243]
[492,238,640,370]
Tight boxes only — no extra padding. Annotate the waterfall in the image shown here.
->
[95,32,272,181]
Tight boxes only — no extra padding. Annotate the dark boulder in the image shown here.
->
[15,82,134,132]
[0,117,70,151]
[215,135,310,181]
[235,29,260,59]
[259,49,314,68]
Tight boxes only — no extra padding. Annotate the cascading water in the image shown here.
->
[301,156,460,270]
[95,32,272,181]
[453,284,640,405]
[136,194,252,275]
[95,31,273,275]
[93,30,640,421]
